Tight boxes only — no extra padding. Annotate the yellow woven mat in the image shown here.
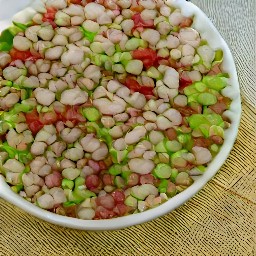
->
[0,0,255,255]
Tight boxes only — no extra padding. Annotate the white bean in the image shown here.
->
[93,98,125,115]
[25,26,40,42]
[0,52,11,67]
[141,10,157,20]
[71,16,84,26]
[51,141,66,157]
[38,26,55,41]
[62,168,81,180]
[160,5,171,16]
[1,93,19,109]
[163,108,182,125]
[192,146,212,165]
[55,11,71,26]
[84,3,105,20]
[128,158,155,174]
[25,185,40,198]
[63,4,84,16]
[60,159,76,169]
[121,19,134,35]
[143,111,157,122]
[60,128,82,144]
[49,187,66,204]
[77,208,95,220]
[141,29,160,46]
[65,148,84,161]
[114,113,129,122]
[84,65,101,83]
[174,95,188,107]
[163,67,179,89]
[36,59,51,73]
[97,13,112,25]
[37,194,54,209]
[92,143,108,161]
[170,49,182,60]
[127,92,147,109]
[107,29,123,44]
[3,159,25,173]
[143,151,156,160]
[81,166,94,178]
[61,45,84,66]
[178,28,200,48]
[82,20,99,33]
[13,36,32,51]
[109,126,123,139]
[169,10,184,26]
[45,46,64,60]
[166,35,180,49]
[113,138,126,151]
[125,126,147,145]
[30,156,46,173]
[81,134,101,153]
[34,88,55,106]
[156,116,173,130]
[101,116,115,128]
[52,34,68,46]
[3,66,26,81]
[139,0,156,9]
[31,142,47,156]
[60,87,88,105]
[45,0,67,9]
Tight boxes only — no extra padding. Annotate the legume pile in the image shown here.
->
[0,0,232,220]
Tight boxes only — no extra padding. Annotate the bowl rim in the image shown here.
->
[0,0,241,231]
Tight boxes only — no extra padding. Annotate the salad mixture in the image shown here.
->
[0,0,231,220]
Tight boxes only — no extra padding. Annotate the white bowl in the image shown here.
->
[0,0,241,230]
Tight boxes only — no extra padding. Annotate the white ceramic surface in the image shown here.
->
[0,0,241,230]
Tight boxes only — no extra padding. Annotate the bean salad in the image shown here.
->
[0,0,231,220]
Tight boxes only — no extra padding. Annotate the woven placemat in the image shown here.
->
[0,0,255,255]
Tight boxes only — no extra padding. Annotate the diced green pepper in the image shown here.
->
[79,27,97,42]
[114,176,125,188]
[62,178,74,190]
[0,142,33,164]
[197,93,217,105]
[153,163,172,179]
[82,107,101,122]
[109,164,123,176]
[158,179,168,193]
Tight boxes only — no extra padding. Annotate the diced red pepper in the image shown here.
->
[42,7,57,28]
[132,48,159,69]
[28,120,44,135]
[139,86,154,96]
[64,106,86,124]
[9,49,41,62]
[180,17,193,28]
[132,13,154,31]
[130,5,144,12]
[177,106,198,117]
[179,77,193,93]
[25,109,40,123]
[25,106,86,134]
[125,77,154,96]
[69,0,83,5]
[39,111,58,125]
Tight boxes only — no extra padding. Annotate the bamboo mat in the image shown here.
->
[0,0,255,255]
